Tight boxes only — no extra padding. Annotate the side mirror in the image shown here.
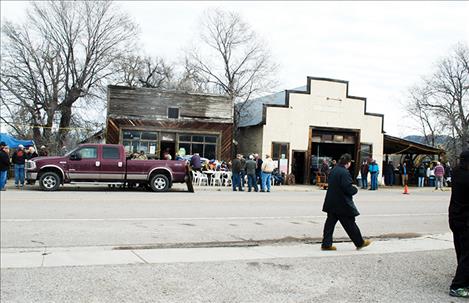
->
[69,152,81,161]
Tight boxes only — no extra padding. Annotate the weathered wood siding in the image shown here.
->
[107,85,233,123]
[106,118,233,161]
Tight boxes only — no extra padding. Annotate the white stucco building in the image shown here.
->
[238,76,385,184]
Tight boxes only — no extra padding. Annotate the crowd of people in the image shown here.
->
[0,142,44,190]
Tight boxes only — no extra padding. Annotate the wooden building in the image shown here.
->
[105,86,233,160]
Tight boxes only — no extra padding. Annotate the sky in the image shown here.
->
[1,1,468,137]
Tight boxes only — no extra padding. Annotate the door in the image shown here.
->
[67,146,100,180]
[292,151,306,184]
[100,146,125,181]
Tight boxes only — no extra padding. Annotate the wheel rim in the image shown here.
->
[43,176,57,189]
[154,177,167,190]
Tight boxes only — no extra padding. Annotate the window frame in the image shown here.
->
[167,107,180,119]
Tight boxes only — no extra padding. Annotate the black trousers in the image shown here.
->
[450,218,469,289]
[322,212,365,247]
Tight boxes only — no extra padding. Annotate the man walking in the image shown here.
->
[434,161,445,191]
[448,150,469,298]
[261,154,275,192]
[0,143,10,191]
[12,144,26,188]
[245,155,258,192]
[321,153,371,251]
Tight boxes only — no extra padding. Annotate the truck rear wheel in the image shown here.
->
[39,172,61,191]
[150,174,169,192]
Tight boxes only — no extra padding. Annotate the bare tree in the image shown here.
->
[406,43,469,159]
[186,9,278,154]
[1,1,138,149]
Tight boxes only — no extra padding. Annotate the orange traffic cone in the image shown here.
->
[403,184,409,194]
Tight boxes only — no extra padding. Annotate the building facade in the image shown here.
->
[238,77,385,184]
[105,86,233,160]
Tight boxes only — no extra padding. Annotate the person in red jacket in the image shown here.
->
[434,161,445,191]
[11,144,26,188]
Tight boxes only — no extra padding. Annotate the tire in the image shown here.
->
[149,174,169,192]
[39,171,61,191]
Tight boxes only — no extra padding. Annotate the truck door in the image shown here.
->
[68,146,100,180]
[100,146,125,181]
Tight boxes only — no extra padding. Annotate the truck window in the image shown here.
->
[103,146,120,159]
[78,147,98,159]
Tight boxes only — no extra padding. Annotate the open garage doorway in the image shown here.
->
[308,127,360,184]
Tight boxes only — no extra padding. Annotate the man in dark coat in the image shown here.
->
[0,143,10,191]
[231,154,242,191]
[321,153,371,251]
[448,150,469,298]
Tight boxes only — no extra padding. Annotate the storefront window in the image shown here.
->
[179,134,218,159]
[122,130,158,156]
[272,142,289,160]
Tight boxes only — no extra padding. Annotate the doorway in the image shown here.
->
[310,142,356,181]
[292,151,306,184]
[160,141,175,159]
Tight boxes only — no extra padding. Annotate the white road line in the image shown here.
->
[1,213,447,222]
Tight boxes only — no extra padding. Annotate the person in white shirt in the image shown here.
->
[261,154,275,192]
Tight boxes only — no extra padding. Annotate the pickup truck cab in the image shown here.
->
[25,144,188,192]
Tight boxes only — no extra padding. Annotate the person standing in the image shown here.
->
[448,150,469,298]
[240,154,246,191]
[245,155,258,192]
[261,154,275,192]
[38,145,48,157]
[369,160,379,190]
[11,144,26,188]
[416,164,426,187]
[320,159,330,183]
[26,146,38,160]
[360,160,369,189]
[399,162,408,186]
[321,153,371,251]
[0,144,10,191]
[434,161,445,191]
[384,161,394,186]
[231,154,242,191]
[190,153,201,172]
[254,153,263,188]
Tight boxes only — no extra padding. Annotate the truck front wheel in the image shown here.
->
[150,174,169,192]
[39,172,61,191]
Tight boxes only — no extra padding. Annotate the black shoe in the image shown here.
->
[449,287,469,298]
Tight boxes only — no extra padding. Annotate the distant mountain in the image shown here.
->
[403,135,452,147]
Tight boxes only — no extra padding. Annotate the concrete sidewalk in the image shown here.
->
[1,233,454,269]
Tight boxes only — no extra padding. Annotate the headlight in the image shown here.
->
[25,160,37,170]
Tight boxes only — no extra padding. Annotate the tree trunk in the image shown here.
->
[58,106,72,149]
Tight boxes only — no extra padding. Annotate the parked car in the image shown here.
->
[25,144,188,192]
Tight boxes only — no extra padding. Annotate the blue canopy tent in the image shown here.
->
[0,133,34,149]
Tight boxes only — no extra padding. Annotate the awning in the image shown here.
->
[0,133,34,149]
[383,135,444,155]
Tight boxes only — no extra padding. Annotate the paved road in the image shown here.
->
[1,187,450,249]
[0,187,459,302]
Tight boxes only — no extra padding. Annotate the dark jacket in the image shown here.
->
[26,151,38,160]
[322,165,360,217]
[448,166,469,222]
[360,163,369,177]
[416,165,426,177]
[245,159,256,175]
[256,158,263,174]
[384,163,394,175]
[232,158,241,174]
[190,154,201,169]
[12,149,26,165]
[0,150,10,171]
[240,158,246,173]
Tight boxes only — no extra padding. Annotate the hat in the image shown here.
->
[18,144,24,148]
[40,145,46,149]
[0,141,6,147]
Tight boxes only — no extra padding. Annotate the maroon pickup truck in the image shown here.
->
[25,144,188,192]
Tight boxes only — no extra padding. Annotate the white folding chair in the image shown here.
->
[210,171,223,186]
[197,171,209,186]
[223,172,232,187]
